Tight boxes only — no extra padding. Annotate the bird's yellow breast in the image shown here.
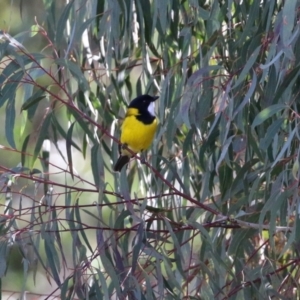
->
[120,108,157,155]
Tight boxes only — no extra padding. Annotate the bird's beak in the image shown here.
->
[153,96,159,101]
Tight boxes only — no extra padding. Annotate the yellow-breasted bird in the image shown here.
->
[113,94,159,172]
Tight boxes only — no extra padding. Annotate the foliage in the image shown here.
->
[0,0,300,299]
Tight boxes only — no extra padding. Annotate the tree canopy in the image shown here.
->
[0,0,300,299]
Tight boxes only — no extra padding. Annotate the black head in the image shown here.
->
[128,94,159,124]
[128,95,159,111]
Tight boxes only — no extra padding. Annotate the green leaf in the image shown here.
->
[131,222,144,274]
[163,218,185,277]
[69,109,96,143]
[66,122,75,179]
[0,60,20,86]
[251,104,286,128]
[21,134,30,167]
[51,114,81,151]
[91,143,104,190]
[5,97,16,148]
[96,269,109,299]
[0,71,23,108]
[259,118,284,151]
[55,0,75,48]
[233,46,261,88]
[0,241,8,277]
[100,251,122,297]
[32,112,52,166]
[233,71,257,117]
[55,58,89,91]
[44,234,61,286]
[21,89,45,111]
[271,126,296,168]
[281,0,297,46]
[215,135,234,175]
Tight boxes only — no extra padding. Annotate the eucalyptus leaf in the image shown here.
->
[251,104,286,128]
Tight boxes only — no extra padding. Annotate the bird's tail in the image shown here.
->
[113,155,130,172]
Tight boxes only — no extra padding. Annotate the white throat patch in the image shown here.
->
[147,101,155,116]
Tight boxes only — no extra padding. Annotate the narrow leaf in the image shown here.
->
[32,112,52,166]
[233,46,261,88]
[251,104,286,128]
[5,98,16,148]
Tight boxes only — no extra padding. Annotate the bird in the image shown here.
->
[113,94,159,172]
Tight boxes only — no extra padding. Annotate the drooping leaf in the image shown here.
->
[251,104,286,128]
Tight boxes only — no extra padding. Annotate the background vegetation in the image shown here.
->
[0,0,300,299]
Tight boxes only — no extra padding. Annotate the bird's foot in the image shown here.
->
[140,152,146,164]
[121,143,128,150]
